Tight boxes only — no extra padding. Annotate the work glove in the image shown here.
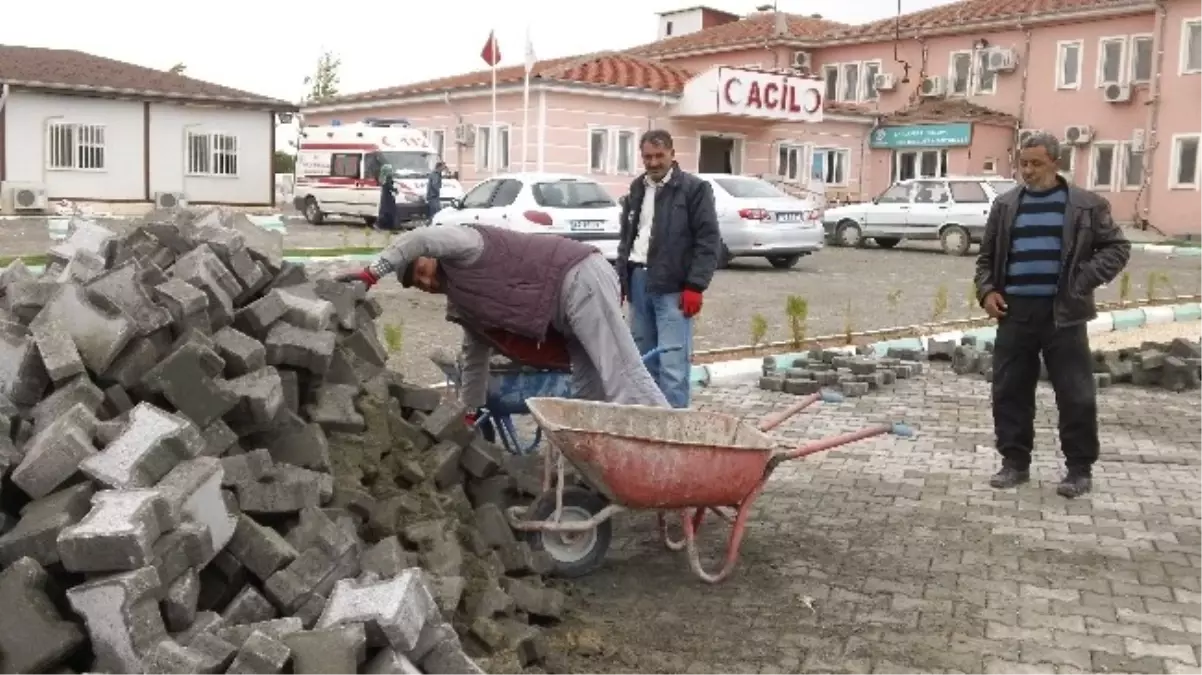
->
[679,288,703,318]
[335,268,379,289]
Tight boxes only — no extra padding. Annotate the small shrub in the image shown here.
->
[931,284,949,323]
[1118,271,1132,305]
[785,295,809,349]
[750,314,769,352]
[885,289,903,325]
[1146,271,1160,300]
[382,323,403,355]
[843,299,855,345]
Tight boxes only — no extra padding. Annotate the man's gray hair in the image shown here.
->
[1021,131,1061,161]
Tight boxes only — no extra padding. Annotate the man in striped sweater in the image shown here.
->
[974,132,1131,499]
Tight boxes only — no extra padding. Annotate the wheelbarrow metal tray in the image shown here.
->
[526,397,775,509]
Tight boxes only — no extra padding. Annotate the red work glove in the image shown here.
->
[680,288,703,318]
[465,411,479,426]
[335,268,379,289]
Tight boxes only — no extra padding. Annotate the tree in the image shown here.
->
[168,63,187,75]
[273,151,296,174]
[304,51,341,103]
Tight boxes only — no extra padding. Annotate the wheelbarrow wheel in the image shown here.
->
[523,487,612,579]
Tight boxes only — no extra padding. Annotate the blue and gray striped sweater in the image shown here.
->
[1004,185,1067,297]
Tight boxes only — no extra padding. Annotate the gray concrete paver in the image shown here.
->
[549,364,1201,674]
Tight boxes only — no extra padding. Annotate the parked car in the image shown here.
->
[432,173,621,261]
[822,176,1019,256]
[697,174,825,270]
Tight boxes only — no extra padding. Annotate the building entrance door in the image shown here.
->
[699,135,742,174]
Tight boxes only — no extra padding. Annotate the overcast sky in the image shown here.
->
[4,0,955,102]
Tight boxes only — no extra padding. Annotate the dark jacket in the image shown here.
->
[974,177,1131,327]
[617,163,721,296]
[441,225,596,342]
[378,176,398,229]
[426,171,443,202]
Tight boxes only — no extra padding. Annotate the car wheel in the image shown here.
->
[874,237,901,249]
[363,216,377,228]
[767,255,802,269]
[835,220,863,247]
[303,197,324,225]
[940,225,972,256]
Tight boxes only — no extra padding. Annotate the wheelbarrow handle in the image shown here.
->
[764,422,913,474]
[757,388,843,432]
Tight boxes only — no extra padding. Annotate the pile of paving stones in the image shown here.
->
[0,208,561,674]
[758,348,925,397]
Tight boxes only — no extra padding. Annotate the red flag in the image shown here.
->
[480,31,502,67]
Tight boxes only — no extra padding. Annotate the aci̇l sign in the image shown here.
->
[717,68,823,123]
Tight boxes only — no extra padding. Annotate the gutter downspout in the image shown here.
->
[1138,0,1168,230]
[0,84,9,183]
[536,86,547,172]
[1014,25,1033,178]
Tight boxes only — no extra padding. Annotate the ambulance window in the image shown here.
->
[363,152,383,181]
[331,154,362,179]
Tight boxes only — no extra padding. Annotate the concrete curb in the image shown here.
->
[1130,243,1202,257]
[695,301,1202,387]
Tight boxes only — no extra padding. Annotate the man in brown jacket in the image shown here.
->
[337,224,669,411]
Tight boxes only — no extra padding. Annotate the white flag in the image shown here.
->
[525,28,536,74]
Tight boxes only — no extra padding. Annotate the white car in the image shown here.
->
[823,176,1019,256]
[432,173,621,261]
[698,174,825,270]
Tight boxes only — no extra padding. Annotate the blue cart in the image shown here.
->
[432,346,678,455]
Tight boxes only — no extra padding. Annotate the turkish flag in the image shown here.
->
[480,31,501,67]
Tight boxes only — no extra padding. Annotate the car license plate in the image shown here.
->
[775,212,803,223]
[570,220,604,231]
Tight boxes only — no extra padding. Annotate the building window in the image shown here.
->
[1129,35,1154,84]
[46,122,106,171]
[840,63,860,102]
[1122,143,1144,190]
[1057,146,1075,178]
[615,130,636,174]
[665,21,673,36]
[949,51,972,95]
[588,128,608,173]
[813,147,849,186]
[1170,134,1200,189]
[777,143,804,181]
[426,129,446,159]
[1183,19,1202,74]
[863,61,881,101]
[1089,142,1116,190]
[187,132,238,176]
[330,153,362,179]
[893,149,948,181]
[974,49,997,94]
[822,65,838,101]
[1097,37,1126,86]
[1056,41,1083,89]
[475,125,510,171]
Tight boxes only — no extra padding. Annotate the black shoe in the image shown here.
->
[989,465,1030,488]
[1056,473,1092,499]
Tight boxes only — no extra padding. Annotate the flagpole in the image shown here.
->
[522,27,531,172]
[491,53,498,177]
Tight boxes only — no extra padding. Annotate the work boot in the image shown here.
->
[989,464,1030,489]
[1056,472,1092,499]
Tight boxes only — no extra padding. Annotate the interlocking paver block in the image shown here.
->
[225,629,292,675]
[283,625,368,674]
[163,567,201,632]
[153,277,209,324]
[275,284,336,331]
[264,321,336,375]
[316,571,440,650]
[0,557,86,673]
[169,244,242,328]
[30,374,104,433]
[80,402,206,489]
[233,290,287,339]
[0,321,50,407]
[226,513,299,581]
[11,401,98,498]
[142,340,239,427]
[250,408,331,471]
[364,646,423,674]
[221,585,278,625]
[213,326,267,376]
[219,367,284,435]
[155,456,238,558]
[86,259,174,336]
[34,282,134,373]
[143,637,226,674]
[0,482,95,566]
[66,566,168,673]
[57,488,176,573]
[29,313,86,384]
[304,383,365,432]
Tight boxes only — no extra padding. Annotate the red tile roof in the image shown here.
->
[0,45,293,109]
[830,0,1153,40]
[881,98,1017,126]
[628,12,848,57]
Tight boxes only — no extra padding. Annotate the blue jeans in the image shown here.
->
[628,266,693,408]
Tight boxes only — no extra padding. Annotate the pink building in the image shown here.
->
[302,0,1202,236]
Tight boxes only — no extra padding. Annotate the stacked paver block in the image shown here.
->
[758,348,924,397]
[0,207,561,674]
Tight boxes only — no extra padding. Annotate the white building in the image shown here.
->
[0,45,295,214]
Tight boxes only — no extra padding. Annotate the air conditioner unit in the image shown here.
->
[919,76,946,98]
[792,50,813,70]
[1104,83,1132,103]
[454,124,476,147]
[874,72,897,91]
[4,182,48,212]
[986,47,1018,73]
[1131,128,1147,153]
[1018,128,1040,145]
[1063,125,1094,145]
[154,191,187,209]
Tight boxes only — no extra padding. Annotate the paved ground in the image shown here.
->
[544,364,1202,674]
[3,217,1199,387]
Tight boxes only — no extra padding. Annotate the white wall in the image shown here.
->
[3,91,144,200]
[2,91,275,206]
[149,103,273,205]
[659,10,704,39]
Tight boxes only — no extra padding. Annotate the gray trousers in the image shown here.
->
[553,255,670,408]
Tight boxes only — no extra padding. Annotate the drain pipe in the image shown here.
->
[0,83,9,113]
[1012,24,1032,177]
[1137,0,1168,230]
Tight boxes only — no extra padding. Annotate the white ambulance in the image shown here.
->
[292,119,465,227]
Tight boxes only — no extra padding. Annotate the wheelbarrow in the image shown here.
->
[432,345,680,455]
[506,392,914,583]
